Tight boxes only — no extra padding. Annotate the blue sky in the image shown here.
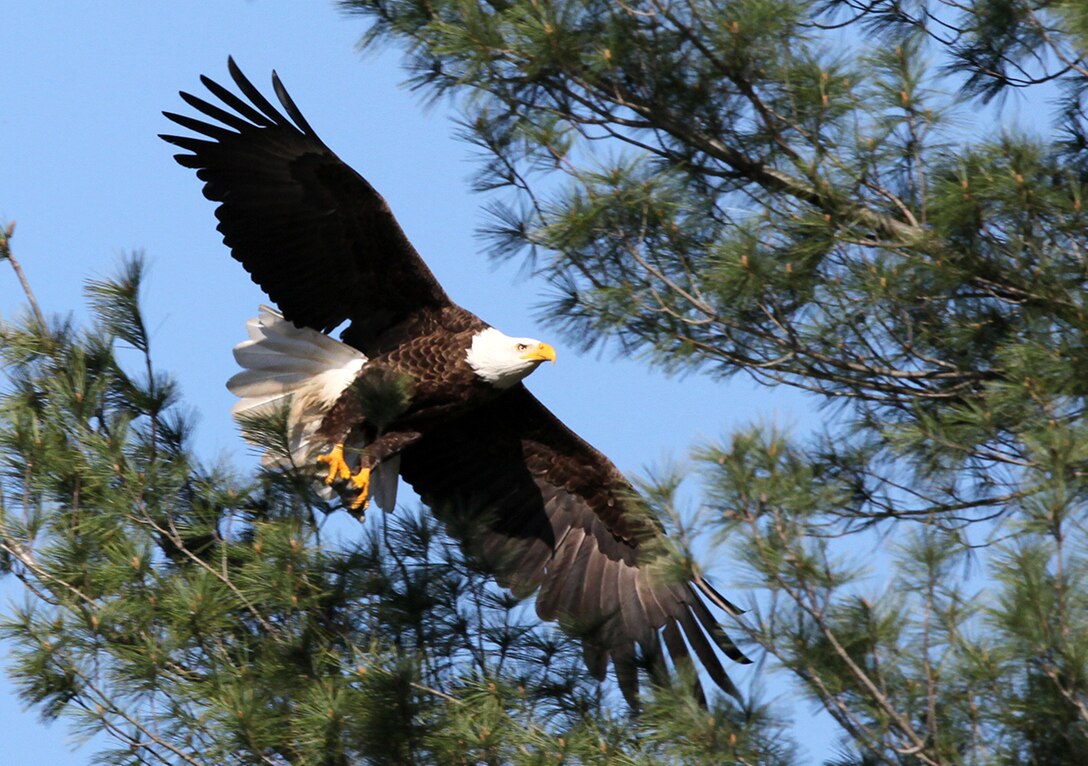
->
[2,2,824,762]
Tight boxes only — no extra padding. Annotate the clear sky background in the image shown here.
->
[1,2,827,762]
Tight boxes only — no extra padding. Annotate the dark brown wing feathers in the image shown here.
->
[400,385,750,704]
[161,57,452,353]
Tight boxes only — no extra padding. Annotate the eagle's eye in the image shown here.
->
[516,343,528,352]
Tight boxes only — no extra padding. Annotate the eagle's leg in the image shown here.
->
[317,443,353,485]
[343,430,423,517]
[348,467,370,511]
[316,442,370,516]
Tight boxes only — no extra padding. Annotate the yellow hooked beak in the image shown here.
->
[522,342,557,363]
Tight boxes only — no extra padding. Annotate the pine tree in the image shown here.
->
[3,0,1088,762]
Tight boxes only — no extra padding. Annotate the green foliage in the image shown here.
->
[350,366,415,430]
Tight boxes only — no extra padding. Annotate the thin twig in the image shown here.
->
[0,223,49,333]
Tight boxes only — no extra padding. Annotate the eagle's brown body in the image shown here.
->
[162,59,750,705]
[320,311,491,431]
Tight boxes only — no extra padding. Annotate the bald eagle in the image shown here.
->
[162,59,750,704]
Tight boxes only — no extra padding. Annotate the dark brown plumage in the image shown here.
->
[162,58,751,705]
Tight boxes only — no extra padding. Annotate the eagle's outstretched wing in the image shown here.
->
[399,384,751,704]
[160,58,452,354]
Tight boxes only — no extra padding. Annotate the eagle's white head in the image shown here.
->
[466,328,557,388]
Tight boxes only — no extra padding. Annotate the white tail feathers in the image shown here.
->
[228,306,366,466]
[228,307,403,512]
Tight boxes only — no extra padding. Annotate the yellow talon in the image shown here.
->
[316,445,370,514]
[349,467,370,511]
[316,444,352,485]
